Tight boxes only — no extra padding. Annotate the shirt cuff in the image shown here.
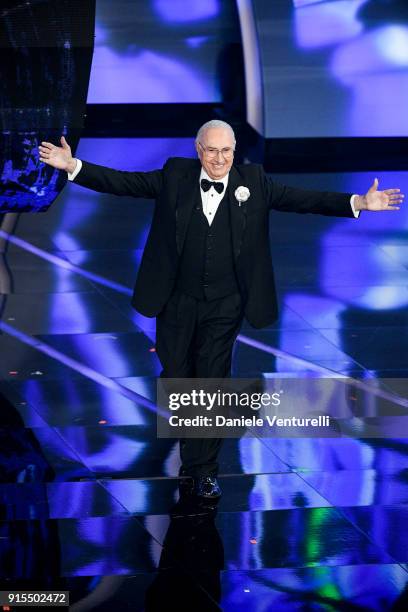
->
[67,158,82,181]
[350,194,360,218]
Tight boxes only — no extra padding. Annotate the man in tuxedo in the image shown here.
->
[38,120,404,499]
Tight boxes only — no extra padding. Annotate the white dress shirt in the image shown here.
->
[67,158,82,180]
[199,167,229,226]
[67,158,360,218]
[350,194,360,217]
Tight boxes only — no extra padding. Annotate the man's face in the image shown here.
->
[196,127,235,180]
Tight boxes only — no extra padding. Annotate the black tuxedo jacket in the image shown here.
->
[71,156,356,328]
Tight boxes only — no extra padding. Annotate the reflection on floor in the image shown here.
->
[0,138,407,610]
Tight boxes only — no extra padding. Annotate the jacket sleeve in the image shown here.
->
[70,159,163,198]
[260,166,356,218]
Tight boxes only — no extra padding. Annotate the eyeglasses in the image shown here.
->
[198,141,235,159]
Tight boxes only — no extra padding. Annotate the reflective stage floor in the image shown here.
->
[0,137,407,610]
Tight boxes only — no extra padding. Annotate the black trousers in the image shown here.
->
[155,288,244,478]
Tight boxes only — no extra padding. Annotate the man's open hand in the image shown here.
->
[355,178,405,211]
[38,136,76,172]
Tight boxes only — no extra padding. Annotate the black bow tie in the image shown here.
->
[200,178,224,194]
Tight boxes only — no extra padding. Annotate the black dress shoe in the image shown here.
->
[193,475,222,500]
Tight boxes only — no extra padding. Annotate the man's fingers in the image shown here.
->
[384,188,401,195]
[38,150,51,160]
[40,142,54,150]
[368,177,379,192]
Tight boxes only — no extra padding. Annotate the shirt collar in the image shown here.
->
[200,167,229,190]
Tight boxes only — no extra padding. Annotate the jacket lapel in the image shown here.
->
[175,162,201,256]
[228,165,247,261]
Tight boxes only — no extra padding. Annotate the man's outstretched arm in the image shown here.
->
[262,168,404,217]
[38,136,163,199]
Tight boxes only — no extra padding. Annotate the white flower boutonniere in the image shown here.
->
[235,186,250,207]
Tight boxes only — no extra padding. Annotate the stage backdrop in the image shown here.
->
[0,0,95,213]
[238,0,408,138]
[87,0,241,104]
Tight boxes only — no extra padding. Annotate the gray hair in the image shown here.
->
[195,119,236,148]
